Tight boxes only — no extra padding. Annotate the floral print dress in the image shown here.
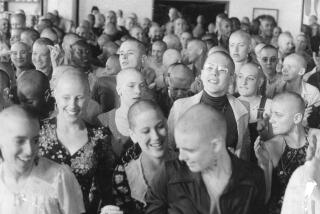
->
[38,118,116,214]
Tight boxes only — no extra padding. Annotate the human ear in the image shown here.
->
[298,68,306,76]
[129,129,138,143]
[210,137,223,153]
[293,112,303,124]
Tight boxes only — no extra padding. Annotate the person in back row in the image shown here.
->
[146,104,265,214]
[168,51,251,160]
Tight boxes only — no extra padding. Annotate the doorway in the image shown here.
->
[153,0,229,28]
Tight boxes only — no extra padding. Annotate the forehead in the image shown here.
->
[33,43,49,51]
[230,33,250,43]
[11,43,28,51]
[283,56,300,66]
[261,19,272,25]
[239,65,259,76]
[56,76,87,93]
[0,116,39,139]
[120,41,140,52]
[205,54,231,67]
[260,48,277,56]
[119,71,144,84]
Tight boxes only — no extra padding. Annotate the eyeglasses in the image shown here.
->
[203,63,229,75]
[260,57,277,63]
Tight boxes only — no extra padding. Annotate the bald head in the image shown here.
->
[116,68,144,87]
[273,92,305,114]
[278,32,294,54]
[168,63,194,84]
[128,99,164,129]
[62,33,81,52]
[163,34,181,50]
[229,30,251,44]
[0,105,39,133]
[284,53,307,69]
[54,67,90,95]
[175,103,227,144]
[163,49,181,67]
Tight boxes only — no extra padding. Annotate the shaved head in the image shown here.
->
[284,53,307,69]
[273,92,305,114]
[116,68,144,87]
[175,103,227,143]
[162,49,181,67]
[0,105,39,132]
[128,99,164,129]
[229,30,251,44]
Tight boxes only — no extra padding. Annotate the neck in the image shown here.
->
[56,113,85,131]
[284,124,306,148]
[2,162,33,184]
[285,78,302,94]
[141,152,164,168]
[204,89,227,98]
[264,70,276,80]
[202,151,231,178]
[117,104,130,115]
[238,94,259,103]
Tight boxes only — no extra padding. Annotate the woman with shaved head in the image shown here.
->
[38,68,116,214]
[255,92,313,214]
[101,100,174,214]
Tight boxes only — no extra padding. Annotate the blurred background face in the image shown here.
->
[55,76,89,122]
[117,72,146,106]
[229,35,250,63]
[125,18,134,31]
[10,29,22,46]
[70,43,91,68]
[76,27,90,40]
[186,41,200,63]
[168,72,191,101]
[10,43,31,68]
[0,116,39,176]
[32,43,51,73]
[279,35,294,55]
[17,84,45,112]
[0,19,9,33]
[282,57,302,81]
[131,109,167,159]
[151,43,165,64]
[130,27,144,42]
[105,11,116,24]
[219,19,231,37]
[258,48,278,76]
[273,27,281,37]
[10,16,24,29]
[180,32,192,49]
[174,18,187,36]
[149,26,162,42]
[237,66,260,97]
[295,35,307,52]
[260,19,273,37]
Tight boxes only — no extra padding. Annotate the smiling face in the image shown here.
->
[0,110,39,177]
[130,108,167,159]
[201,53,233,97]
[32,43,51,73]
[54,72,89,122]
[260,19,273,37]
[10,42,31,68]
[117,69,147,107]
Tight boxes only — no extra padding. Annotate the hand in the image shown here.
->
[100,205,123,214]
[254,136,271,167]
[304,105,313,123]
[47,44,63,67]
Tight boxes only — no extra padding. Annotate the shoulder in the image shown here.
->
[304,82,320,94]
[34,157,75,181]
[97,109,115,127]
[172,92,202,109]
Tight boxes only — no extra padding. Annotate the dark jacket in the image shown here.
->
[145,154,266,214]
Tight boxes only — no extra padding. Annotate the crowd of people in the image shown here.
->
[1,4,320,214]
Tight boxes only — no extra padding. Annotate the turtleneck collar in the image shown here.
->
[200,90,228,112]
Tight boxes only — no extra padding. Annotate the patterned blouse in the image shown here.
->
[38,118,116,214]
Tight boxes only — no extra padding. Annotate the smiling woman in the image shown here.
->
[38,68,116,214]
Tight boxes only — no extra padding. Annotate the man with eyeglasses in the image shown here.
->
[258,44,283,98]
[168,51,251,160]
[157,63,194,117]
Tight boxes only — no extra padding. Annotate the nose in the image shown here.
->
[68,97,77,108]
[269,114,275,124]
[121,53,128,60]
[23,140,34,157]
[178,150,186,161]
[134,85,142,95]
[150,129,160,141]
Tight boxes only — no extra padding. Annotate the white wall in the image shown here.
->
[47,0,77,21]
[79,0,154,24]
[8,2,40,15]
[229,0,304,37]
